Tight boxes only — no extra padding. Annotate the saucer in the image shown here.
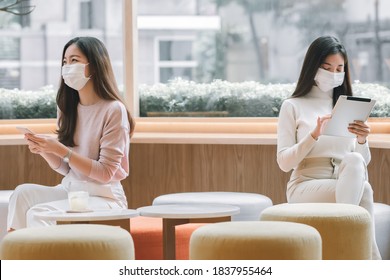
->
[66,209,93,213]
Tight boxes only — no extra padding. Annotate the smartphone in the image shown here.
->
[16,126,35,135]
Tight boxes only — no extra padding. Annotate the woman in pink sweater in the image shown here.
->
[8,37,135,230]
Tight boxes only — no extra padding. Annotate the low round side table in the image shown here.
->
[137,203,240,260]
[34,209,139,232]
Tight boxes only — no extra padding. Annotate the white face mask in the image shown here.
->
[62,63,90,91]
[314,68,345,92]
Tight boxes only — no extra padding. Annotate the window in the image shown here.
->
[0,36,20,89]
[80,0,92,29]
[157,37,197,83]
[1,0,390,121]
[0,0,123,119]
[136,0,390,118]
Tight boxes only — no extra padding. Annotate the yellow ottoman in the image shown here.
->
[0,224,134,260]
[260,203,372,260]
[190,221,321,260]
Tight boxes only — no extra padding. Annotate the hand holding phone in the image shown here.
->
[16,126,35,135]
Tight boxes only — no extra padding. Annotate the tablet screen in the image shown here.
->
[322,96,376,138]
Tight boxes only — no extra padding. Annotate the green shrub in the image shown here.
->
[139,79,390,117]
[0,86,57,119]
[139,79,295,117]
[1,80,390,119]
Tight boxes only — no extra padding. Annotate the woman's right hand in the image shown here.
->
[311,115,332,140]
[25,134,67,158]
[26,137,41,154]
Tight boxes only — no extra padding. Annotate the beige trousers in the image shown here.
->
[287,152,381,260]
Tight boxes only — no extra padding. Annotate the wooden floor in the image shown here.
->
[0,143,389,208]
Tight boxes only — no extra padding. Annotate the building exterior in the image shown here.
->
[0,0,389,91]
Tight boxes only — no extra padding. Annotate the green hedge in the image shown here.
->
[139,79,390,117]
[0,86,57,119]
[139,80,295,117]
[1,80,390,119]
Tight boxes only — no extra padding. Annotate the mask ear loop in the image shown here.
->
[84,63,92,79]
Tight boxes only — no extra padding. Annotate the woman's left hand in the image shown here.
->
[348,120,370,144]
[25,134,66,157]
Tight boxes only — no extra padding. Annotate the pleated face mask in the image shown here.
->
[62,63,90,91]
[314,67,345,92]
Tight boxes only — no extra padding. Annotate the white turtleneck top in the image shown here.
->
[277,86,370,173]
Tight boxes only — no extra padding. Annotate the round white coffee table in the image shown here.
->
[34,209,139,232]
[137,204,240,260]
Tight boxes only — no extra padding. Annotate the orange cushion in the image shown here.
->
[175,223,206,260]
[130,216,163,260]
[130,216,206,260]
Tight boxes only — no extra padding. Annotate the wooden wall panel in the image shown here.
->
[125,144,290,208]
[368,148,390,204]
[1,144,389,209]
[0,145,62,187]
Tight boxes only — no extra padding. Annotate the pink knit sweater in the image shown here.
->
[55,99,130,184]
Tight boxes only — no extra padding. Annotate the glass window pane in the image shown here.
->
[137,0,390,118]
[0,37,20,60]
[159,40,193,61]
[160,67,194,83]
[0,68,19,89]
[80,0,92,29]
[0,0,123,119]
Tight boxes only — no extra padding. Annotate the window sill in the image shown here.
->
[132,132,277,145]
[0,117,389,148]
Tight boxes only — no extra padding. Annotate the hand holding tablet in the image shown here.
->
[322,96,376,138]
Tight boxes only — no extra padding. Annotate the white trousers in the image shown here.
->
[7,182,127,230]
[287,152,381,260]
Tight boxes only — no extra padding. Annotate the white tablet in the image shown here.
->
[322,95,376,138]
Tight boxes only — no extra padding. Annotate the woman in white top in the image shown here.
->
[7,37,135,230]
[277,35,381,259]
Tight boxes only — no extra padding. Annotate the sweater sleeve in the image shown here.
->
[88,103,130,183]
[276,101,317,172]
[53,159,70,176]
[49,108,70,175]
[354,141,371,164]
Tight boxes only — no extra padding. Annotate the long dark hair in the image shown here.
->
[292,36,352,106]
[56,37,135,146]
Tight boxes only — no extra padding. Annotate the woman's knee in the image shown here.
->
[13,183,45,196]
[14,183,34,193]
[343,152,365,165]
[340,152,367,173]
[11,184,36,202]
[362,181,374,199]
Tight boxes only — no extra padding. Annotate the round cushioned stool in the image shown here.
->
[153,192,273,221]
[190,221,322,260]
[0,190,13,242]
[374,203,390,260]
[0,224,134,260]
[260,203,372,260]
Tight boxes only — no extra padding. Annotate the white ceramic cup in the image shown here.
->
[68,191,89,211]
